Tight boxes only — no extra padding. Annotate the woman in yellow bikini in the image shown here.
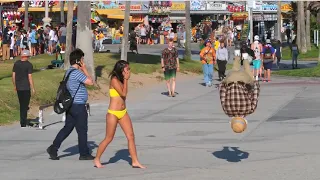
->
[94,60,146,169]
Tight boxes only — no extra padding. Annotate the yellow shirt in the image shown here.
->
[214,41,220,51]
[98,33,105,40]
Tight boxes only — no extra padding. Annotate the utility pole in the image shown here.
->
[121,1,130,61]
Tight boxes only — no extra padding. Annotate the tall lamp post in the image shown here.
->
[247,0,255,44]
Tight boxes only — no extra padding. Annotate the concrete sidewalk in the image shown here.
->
[1,75,320,180]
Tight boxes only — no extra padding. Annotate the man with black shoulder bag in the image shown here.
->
[47,48,95,160]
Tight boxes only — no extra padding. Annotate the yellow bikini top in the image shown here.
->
[109,89,120,97]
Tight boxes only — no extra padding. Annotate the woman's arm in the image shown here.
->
[111,77,128,97]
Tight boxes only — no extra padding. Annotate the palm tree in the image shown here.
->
[76,1,95,81]
[120,1,130,61]
[307,1,320,62]
[24,1,29,31]
[298,1,307,53]
[60,1,65,23]
[306,1,312,51]
[184,1,191,61]
[64,1,74,70]
[296,2,301,49]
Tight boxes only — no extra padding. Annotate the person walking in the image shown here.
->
[261,39,276,82]
[216,41,228,81]
[161,40,180,97]
[251,35,263,80]
[93,60,146,169]
[47,48,95,160]
[290,39,299,69]
[275,40,282,68]
[12,50,35,127]
[200,39,216,87]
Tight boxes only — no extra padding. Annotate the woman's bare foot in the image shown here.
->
[93,158,104,168]
[132,162,147,169]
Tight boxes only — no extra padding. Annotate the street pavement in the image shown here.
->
[102,43,318,68]
[1,73,320,180]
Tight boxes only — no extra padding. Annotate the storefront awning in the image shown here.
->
[95,9,124,16]
[18,7,73,12]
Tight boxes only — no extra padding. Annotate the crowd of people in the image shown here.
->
[0,23,78,61]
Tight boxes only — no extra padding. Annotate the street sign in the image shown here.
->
[247,0,256,9]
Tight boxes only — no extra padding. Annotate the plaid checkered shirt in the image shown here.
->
[219,81,260,117]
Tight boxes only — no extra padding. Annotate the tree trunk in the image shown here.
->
[24,1,29,31]
[60,1,65,23]
[296,2,301,49]
[318,12,320,63]
[306,1,311,51]
[64,1,74,70]
[184,1,192,61]
[120,1,130,61]
[76,1,95,81]
[277,1,282,42]
[299,1,307,53]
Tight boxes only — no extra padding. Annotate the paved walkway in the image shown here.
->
[1,74,320,180]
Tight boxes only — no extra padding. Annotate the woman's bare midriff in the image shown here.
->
[108,96,126,111]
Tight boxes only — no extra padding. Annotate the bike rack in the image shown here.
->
[37,103,91,130]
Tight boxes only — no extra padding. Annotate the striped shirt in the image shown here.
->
[66,67,88,104]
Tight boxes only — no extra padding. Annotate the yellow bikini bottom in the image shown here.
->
[108,109,127,119]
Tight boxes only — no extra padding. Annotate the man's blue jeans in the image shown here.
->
[52,104,89,156]
[202,63,213,84]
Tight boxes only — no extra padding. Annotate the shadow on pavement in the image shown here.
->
[272,62,318,71]
[212,146,249,162]
[102,149,132,165]
[110,53,161,64]
[58,141,98,159]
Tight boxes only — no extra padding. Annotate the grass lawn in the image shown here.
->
[273,64,320,77]
[281,45,319,60]
[0,52,202,125]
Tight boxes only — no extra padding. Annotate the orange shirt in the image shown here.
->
[200,46,216,64]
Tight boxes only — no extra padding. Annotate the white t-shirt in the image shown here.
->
[49,30,55,41]
[54,34,58,42]
[169,32,175,39]
[140,27,146,36]
[10,36,14,49]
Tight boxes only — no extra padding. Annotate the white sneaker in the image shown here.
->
[255,76,258,81]
[60,51,65,53]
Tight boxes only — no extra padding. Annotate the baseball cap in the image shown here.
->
[266,39,271,44]
[21,50,31,57]
[254,35,259,41]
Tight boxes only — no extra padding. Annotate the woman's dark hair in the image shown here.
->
[109,60,129,83]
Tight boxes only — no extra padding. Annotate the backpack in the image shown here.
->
[264,46,273,60]
[22,35,28,46]
[53,69,81,114]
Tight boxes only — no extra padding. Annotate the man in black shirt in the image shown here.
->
[12,50,35,128]
[2,26,10,61]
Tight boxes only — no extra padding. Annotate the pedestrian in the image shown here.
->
[261,39,276,82]
[216,41,228,81]
[290,39,299,69]
[200,39,216,87]
[161,40,180,97]
[47,48,95,160]
[275,40,282,68]
[251,35,263,80]
[12,50,35,127]
[93,60,146,169]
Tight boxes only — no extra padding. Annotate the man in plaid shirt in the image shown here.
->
[219,58,260,117]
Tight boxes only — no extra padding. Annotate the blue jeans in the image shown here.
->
[202,64,213,84]
[52,104,90,156]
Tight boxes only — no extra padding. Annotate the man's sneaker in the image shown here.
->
[79,154,95,160]
[47,145,59,160]
[60,51,65,53]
